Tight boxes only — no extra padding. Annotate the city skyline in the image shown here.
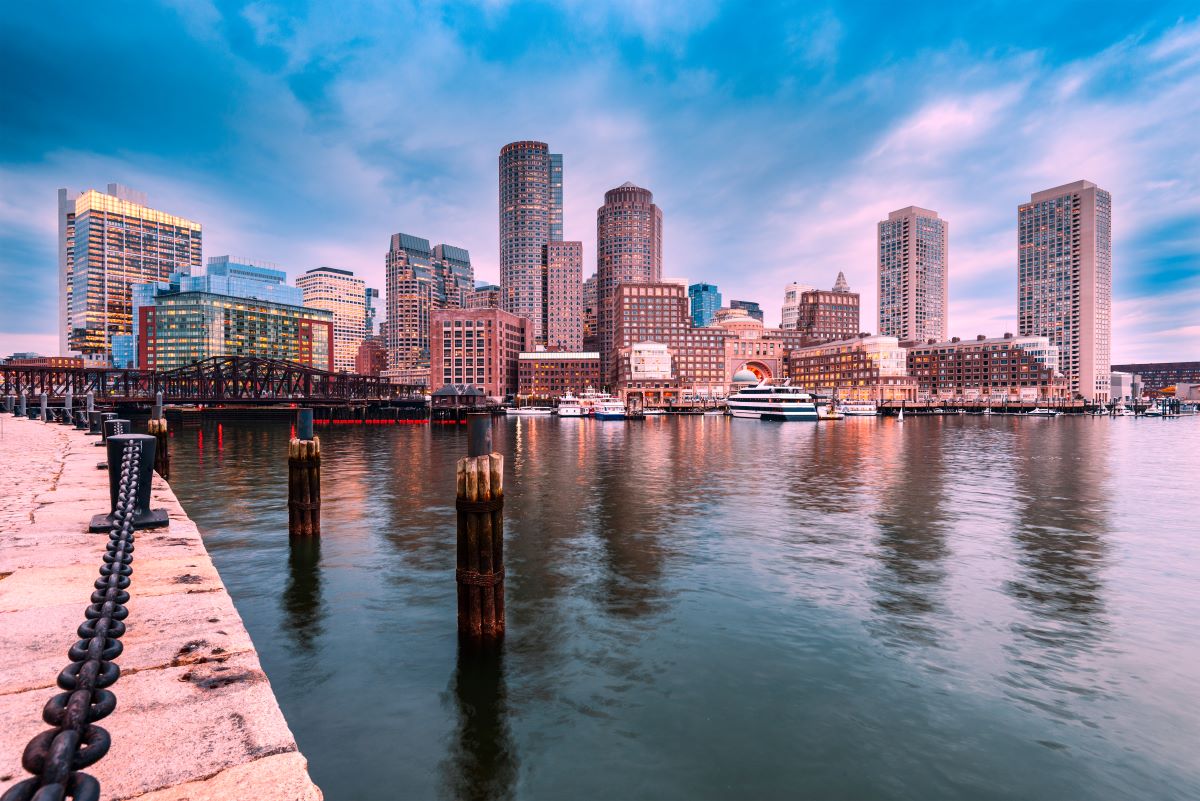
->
[2,4,1199,362]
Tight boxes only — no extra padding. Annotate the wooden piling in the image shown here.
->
[148,417,171,481]
[288,437,321,536]
[456,452,505,639]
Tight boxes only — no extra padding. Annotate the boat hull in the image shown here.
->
[730,407,818,421]
[594,412,627,420]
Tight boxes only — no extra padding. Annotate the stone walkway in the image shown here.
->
[0,417,321,800]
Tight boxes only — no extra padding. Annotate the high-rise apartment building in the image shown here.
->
[729,300,764,322]
[296,267,370,372]
[780,282,816,329]
[58,184,202,365]
[583,273,599,351]
[1018,180,1112,401]
[384,233,474,372]
[499,141,562,344]
[597,182,663,374]
[466,283,501,309]
[545,241,584,351]
[689,283,722,327]
[795,273,860,343]
[878,206,948,343]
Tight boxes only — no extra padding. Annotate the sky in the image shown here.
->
[2,0,1198,362]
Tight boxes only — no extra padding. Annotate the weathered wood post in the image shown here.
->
[456,413,505,640]
[148,407,170,481]
[288,408,321,537]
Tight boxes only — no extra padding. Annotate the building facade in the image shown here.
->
[729,300,764,322]
[517,352,602,399]
[466,283,501,309]
[689,283,722,327]
[597,183,663,375]
[545,240,584,351]
[384,233,474,372]
[1018,180,1112,401]
[296,267,368,372]
[58,184,202,365]
[583,273,599,351]
[499,141,561,344]
[795,273,860,343]
[2,355,84,368]
[430,308,532,400]
[905,334,1067,401]
[780,282,816,329]
[878,206,948,343]
[355,335,388,376]
[1110,361,1199,393]
[788,336,918,402]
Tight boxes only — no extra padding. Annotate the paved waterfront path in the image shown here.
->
[0,417,322,800]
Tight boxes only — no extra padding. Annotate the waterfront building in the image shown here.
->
[597,183,663,376]
[517,351,602,400]
[788,336,918,402]
[355,335,388,377]
[430,308,532,400]
[1110,371,1140,403]
[583,273,599,351]
[385,232,474,372]
[58,183,202,365]
[689,283,722,327]
[878,206,948,343]
[466,282,501,309]
[382,364,431,388]
[1018,180,1112,401]
[2,354,83,368]
[730,300,764,322]
[1110,361,1198,393]
[780,282,816,329]
[904,333,1067,401]
[545,240,584,351]
[137,291,332,371]
[794,273,860,343]
[715,310,787,384]
[296,267,368,372]
[499,141,562,345]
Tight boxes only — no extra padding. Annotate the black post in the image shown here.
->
[89,434,170,532]
[87,410,104,435]
[3,394,12,414]
[96,413,118,445]
[468,413,492,458]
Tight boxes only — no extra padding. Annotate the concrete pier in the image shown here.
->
[0,418,321,799]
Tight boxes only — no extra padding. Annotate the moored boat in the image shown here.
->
[1027,407,1060,417]
[594,399,627,420]
[509,406,554,415]
[727,381,818,421]
[838,401,878,417]
[556,393,583,417]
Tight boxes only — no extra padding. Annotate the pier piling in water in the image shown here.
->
[288,409,321,537]
[148,416,171,480]
[456,414,505,640]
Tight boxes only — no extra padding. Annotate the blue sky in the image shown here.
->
[2,0,1198,361]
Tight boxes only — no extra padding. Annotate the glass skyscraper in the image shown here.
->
[689,283,722,327]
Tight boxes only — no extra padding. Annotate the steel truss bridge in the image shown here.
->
[0,356,420,404]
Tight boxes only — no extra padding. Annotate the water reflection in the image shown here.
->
[440,642,518,801]
[283,537,324,652]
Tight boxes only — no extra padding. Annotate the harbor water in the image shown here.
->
[168,415,1200,800]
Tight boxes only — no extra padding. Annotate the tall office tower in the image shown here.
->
[1018,180,1112,401]
[582,273,599,350]
[296,267,369,372]
[365,287,380,336]
[877,206,948,343]
[689,282,722,327]
[596,182,663,373]
[384,233,474,370]
[58,183,202,365]
[796,273,861,343]
[730,300,764,322]
[499,141,562,344]
[780,282,816,329]
[545,241,584,351]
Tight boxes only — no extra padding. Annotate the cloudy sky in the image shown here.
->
[2,1,1198,361]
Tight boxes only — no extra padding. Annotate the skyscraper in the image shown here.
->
[877,206,948,343]
[583,273,599,351]
[596,182,663,374]
[58,184,202,365]
[689,283,722,327]
[795,273,861,343]
[730,300,764,322]
[780,282,816,329]
[296,267,369,372]
[545,240,584,351]
[1018,180,1112,401]
[384,233,474,372]
[499,141,562,344]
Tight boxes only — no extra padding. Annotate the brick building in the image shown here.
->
[788,336,918,402]
[905,334,1067,401]
[517,352,602,400]
[430,308,532,400]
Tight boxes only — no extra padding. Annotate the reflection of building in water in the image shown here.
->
[868,427,949,647]
[440,644,517,801]
[283,538,324,652]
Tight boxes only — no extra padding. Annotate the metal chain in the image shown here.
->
[3,440,142,801]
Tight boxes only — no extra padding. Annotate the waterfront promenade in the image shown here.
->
[0,417,321,800]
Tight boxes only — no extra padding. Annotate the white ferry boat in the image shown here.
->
[556,394,583,417]
[594,399,627,420]
[727,382,818,421]
[508,406,554,416]
[838,401,878,417]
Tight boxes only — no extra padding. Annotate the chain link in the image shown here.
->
[2,440,143,801]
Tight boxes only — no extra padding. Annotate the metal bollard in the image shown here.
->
[75,410,89,429]
[96,413,118,445]
[88,433,170,532]
[87,410,103,435]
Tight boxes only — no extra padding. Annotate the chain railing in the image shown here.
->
[1,439,145,801]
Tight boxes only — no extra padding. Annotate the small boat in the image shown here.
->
[727,382,818,421]
[930,408,947,415]
[819,405,845,421]
[642,408,666,416]
[1114,407,1135,417]
[509,406,554,416]
[556,394,583,417]
[1026,407,1060,417]
[838,401,878,417]
[703,409,726,416]
[981,408,993,415]
[898,404,905,423]
[1142,405,1164,417]
[594,399,627,420]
